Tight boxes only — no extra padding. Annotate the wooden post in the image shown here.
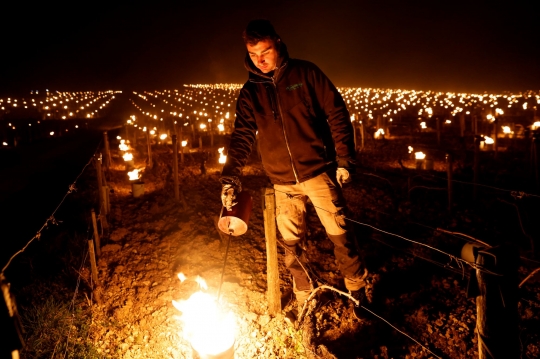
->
[360,121,365,150]
[146,130,153,168]
[180,127,185,165]
[262,187,280,316]
[87,239,101,304]
[101,185,110,215]
[436,117,441,146]
[352,120,357,152]
[88,240,99,284]
[446,153,453,212]
[459,113,465,138]
[172,135,180,202]
[475,245,519,359]
[493,118,499,159]
[103,131,112,169]
[474,136,480,201]
[533,133,540,191]
[199,136,203,151]
[95,155,104,213]
[91,209,101,256]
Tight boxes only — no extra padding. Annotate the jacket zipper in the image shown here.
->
[272,77,300,183]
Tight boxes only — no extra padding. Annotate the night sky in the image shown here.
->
[1,0,539,95]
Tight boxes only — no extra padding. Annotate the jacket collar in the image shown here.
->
[245,41,289,83]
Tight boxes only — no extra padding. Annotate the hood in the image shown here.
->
[244,41,289,80]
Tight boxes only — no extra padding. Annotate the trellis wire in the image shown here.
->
[1,142,101,275]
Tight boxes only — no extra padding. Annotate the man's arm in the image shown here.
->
[309,66,355,163]
[221,89,258,178]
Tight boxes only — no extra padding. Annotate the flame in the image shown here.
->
[218,147,227,164]
[420,121,427,129]
[128,169,140,181]
[502,126,512,134]
[408,146,413,153]
[374,128,385,139]
[532,121,540,130]
[177,272,187,283]
[415,151,426,160]
[484,136,494,144]
[181,140,188,147]
[119,140,129,151]
[160,134,167,140]
[172,274,236,356]
[123,152,133,161]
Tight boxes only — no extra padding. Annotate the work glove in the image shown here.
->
[336,157,355,187]
[220,176,242,211]
[336,167,351,187]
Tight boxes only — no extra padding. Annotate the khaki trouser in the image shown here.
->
[274,171,365,295]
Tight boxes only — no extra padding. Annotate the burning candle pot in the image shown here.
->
[123,152,135,169]
[415,151,426,170]
[218,147,227,164]
[128,168,145,198]
[480,135,494,151]
[172,274,236,359]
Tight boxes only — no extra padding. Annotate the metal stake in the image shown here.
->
[217,230,233,302]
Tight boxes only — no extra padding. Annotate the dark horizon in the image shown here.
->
[1,1,539,95]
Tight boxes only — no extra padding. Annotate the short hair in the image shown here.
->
[242,19,280,46]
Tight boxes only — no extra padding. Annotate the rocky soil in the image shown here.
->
[76,141,540,359]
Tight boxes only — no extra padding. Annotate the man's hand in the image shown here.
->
[336,167,351,187]
[220,176,242,211]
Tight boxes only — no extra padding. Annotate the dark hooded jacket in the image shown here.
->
[222,42,355,185]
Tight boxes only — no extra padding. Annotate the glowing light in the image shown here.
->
[415,151,426,160]
[408,146,413,153]
[123,152,133,161]
[420,122,427,129]
[484,136,494,144]
[127,169,141,181]
[374,128,385,139]
[218,147,227,164]
[172,274,236,357]
[119,140,129,151]
[159,134,167,140]
[177,272,187,283]
[218,124,224,132]
[502,126,512,134]
[2,142,7,146]
[181,140,188,147]
[150,130,156,135]
[200,124,207,129]
[50,131,54,136]
[486,114,494,122]
[532,121,540,130]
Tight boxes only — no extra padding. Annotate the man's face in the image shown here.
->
[247,39,278,74]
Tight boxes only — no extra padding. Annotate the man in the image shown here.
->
[220,19,368,319]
